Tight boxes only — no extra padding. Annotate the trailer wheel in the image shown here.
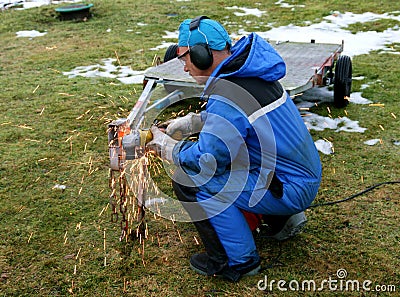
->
[334,55,352,108]
[164,44,178,63]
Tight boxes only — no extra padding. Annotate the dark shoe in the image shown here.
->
[259,212,307,241]
[189,252,261,281]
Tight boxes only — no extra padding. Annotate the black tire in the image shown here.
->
[164,44,179,63]
[334,55,352,108]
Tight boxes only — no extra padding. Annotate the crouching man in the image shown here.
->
[148,16,322,282]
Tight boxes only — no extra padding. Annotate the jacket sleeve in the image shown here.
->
[173,97,251,177]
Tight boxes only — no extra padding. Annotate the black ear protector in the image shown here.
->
[188,16,214,70]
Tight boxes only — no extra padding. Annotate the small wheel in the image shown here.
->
[333,55,352,108]
[164,44,178,63]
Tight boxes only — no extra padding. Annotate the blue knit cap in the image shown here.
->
[178,17,232,50]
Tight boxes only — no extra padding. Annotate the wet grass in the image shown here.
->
[345,19,400,34]
[0,0,399,296]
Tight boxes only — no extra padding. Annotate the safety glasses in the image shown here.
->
[177,49,189,66]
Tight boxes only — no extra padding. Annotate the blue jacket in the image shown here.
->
[173,33,322,215]
[172,33,322,267]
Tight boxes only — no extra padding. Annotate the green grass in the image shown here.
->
[1,0,399,296]
[345,19,400,34]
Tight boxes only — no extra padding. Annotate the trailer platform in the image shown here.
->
[144,40,352,108]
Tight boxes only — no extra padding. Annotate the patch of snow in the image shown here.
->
[275,0,305,9]
[349,92,373,104]
[315,139,334,155]
[162,31,179,39]
[150,41,177,51]
[16,30,47,38]
[226,6,266,17]
[382,51,400,55]
[53,184,66,190]
[2,0,82,10]
[364,139,380,146]
[302,112,367,133]
[236,11,400,58]
[63,58,145,84]
[352,76,365,81]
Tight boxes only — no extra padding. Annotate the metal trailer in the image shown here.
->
[144,40,352,108]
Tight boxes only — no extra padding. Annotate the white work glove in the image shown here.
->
[147,125,178,162]
[166,112,204,140]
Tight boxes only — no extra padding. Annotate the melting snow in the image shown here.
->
[226,6,266,17]
[364,139,381,146]
[163,31,179,39]
[52,184,66,190]
[152,31,180,51]
[353,76,365,81]
[252,11,400,57]
[275,0,305,9]
[295,87,376,153]
[63,58,145,85]
[150,41,177,51]
[349,92,373,104]
[315,139,334,155]
[16,30,47,38]
[302,113,367,133]
[1,0,82,10]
